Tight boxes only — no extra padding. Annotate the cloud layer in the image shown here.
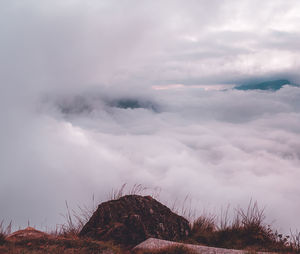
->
[1,0,300,232]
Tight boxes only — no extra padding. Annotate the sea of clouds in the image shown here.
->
[2,85,300,232]
[1,0,300,233]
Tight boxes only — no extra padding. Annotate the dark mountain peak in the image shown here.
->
[235,79,291,91]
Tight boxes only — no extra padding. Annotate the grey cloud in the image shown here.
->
[2,0,300,90]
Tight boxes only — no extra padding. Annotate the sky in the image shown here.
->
[1,0,300,233]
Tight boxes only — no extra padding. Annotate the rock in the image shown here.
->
[134,238,271,254]
[79,195,191,245]
[6,227,52,242]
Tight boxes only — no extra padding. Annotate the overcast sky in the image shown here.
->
[1,0,300,233]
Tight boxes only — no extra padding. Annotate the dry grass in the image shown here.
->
[52,199,96,238]
[290,230,300,252]
[0,237,122,254]
[107,183,161,201]
[170,195,197,222]
[0,220,12,245]
[189,200,295,252]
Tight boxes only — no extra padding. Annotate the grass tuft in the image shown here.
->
[53,198,96,237]
[189,200,293,252]
[0,220,12,245]
[107,183,156,201]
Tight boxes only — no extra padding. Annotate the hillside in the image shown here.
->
[1,195,300,253]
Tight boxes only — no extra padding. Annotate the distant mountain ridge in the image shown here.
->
[235,79,292,91]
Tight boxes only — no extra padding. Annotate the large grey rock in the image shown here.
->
[79,195,191,245]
